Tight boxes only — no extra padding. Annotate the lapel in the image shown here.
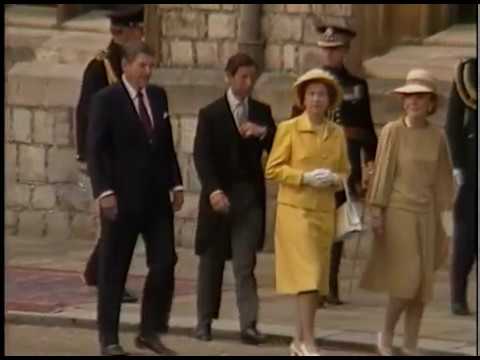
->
[221,94,242,137]
[146,86,162,129]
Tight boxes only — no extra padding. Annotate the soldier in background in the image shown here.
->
[445,57,477,316]
[315,22,378,306]
[75,5,144,304]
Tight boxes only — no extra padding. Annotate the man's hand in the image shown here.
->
[239,122,267,139]
[209,191,230,214]
[172,190,184,212]
[99,194,118,221]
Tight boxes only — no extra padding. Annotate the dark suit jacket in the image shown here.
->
[87,81,182,216]
[193,95,276,255]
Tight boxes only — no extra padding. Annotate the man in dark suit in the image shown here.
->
[87,41,183,356]
[446,57,477,316]
[76,6,144,304]
[316,22,378,306]
[193,53,276,344]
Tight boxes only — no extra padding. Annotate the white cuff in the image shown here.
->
[98,190,115,200]
[172,186,184,192]
[453,168,464,187]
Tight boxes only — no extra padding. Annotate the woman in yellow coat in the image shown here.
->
[359,69,454,356]
[265,69,350,356]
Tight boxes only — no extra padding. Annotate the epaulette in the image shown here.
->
[94,49,119,85]
[454,58,477,110]
[95,50,108,61]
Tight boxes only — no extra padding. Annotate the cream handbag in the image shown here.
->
[335,178,364,242]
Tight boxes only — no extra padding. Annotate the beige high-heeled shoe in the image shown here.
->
[377,332,394,356]
[289,342,302,356]
[299,343,322,356]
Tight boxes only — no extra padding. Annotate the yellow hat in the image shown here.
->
[293,68,343,109]
[391,69,438,95]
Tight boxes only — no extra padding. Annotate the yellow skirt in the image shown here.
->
[274,203,334,295]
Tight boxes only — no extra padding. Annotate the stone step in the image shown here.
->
[7,61,84,108]
[364,45,475,82]
[423,24,477,48]
[61,10,110,34]
[34,31,112,65]
[6,26,111,67]
[6,5,58,29]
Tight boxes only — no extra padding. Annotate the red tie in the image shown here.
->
[137,90,153,139]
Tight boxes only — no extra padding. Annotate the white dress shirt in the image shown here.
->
[122,74,155,129]
[227,87,249,129]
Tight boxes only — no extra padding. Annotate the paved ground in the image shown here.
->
[5,235,478,356]
[5,324,375,356]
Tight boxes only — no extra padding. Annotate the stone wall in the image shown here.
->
[147,4,359,74]
[261,4,356,73]
[5,62,90,240]
[147,4,239,69]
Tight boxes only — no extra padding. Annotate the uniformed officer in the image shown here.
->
[446,57,477,316]
[316,22,378,306]
[75,5,145,304]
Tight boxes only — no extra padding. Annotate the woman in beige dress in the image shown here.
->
[359,69,454,356]
[265,69,350,356]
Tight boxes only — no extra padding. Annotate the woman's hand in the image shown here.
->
[370,207,385,241]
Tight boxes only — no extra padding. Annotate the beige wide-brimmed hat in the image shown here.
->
[293,68,343,109]
[391,69,438,95]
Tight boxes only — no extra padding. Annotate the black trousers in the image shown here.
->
[97,197,176,346]
[450,182,477,305]
[84,241,100,286]
[196,182,262,332]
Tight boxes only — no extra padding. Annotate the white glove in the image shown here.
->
[303,169,338,188]
[453,168,464,187]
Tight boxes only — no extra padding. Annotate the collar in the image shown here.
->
[296,113,335,140]
[227,87,249,109]
[122,74,146,101]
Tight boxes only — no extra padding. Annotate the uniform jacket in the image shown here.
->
[445,57,477,185]
[76,41,123,162]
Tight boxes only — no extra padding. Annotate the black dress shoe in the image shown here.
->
[451,303,473,316]
[100,344,129,356]
[325,295,345,306]
[135,335,177,355]
[194,324,212,342]
[122,289,138,303]
[240,327,267,345]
